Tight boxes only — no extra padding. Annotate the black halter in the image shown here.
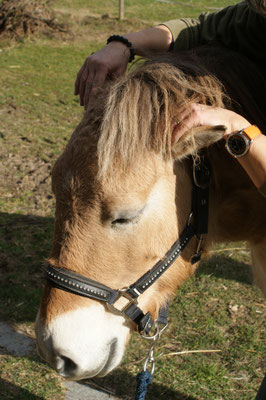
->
[46,155,211,334]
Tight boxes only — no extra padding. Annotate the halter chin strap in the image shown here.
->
[45,154,211,334]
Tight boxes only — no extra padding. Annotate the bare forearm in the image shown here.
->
[238,134,266,189]
[124,25,173,55]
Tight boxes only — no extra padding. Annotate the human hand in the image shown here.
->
[172,103,251,143]
[74,42,131,108]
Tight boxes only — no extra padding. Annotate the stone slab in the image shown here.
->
[64,381,121,400]
[0,321,34,356]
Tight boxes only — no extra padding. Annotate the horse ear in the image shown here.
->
[171,125,226,160]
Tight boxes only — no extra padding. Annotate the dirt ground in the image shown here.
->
[0,0,71,39]
[1,152,54,215]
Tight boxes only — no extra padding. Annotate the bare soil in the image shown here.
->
[1,152,54,215]
[0,0,72,39]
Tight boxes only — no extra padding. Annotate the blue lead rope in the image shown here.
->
[135,370,153,400]
[135,313,169,400]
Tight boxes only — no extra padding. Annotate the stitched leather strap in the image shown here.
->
[46,264,119,304]
[127,224,195,298]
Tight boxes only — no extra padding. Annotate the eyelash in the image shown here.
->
[111,218,132,225]
[111,207,145,227]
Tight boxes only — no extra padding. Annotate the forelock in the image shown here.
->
[95,56,225,180]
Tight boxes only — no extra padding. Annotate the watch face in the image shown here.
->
[227,134,247,157]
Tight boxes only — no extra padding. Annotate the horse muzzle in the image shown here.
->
[35,304,131,380]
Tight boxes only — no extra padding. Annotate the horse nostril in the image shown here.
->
[55,355,77,376]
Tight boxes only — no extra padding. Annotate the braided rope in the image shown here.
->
[135,370,153,400]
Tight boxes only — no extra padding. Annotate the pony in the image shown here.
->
[35,46,266,381]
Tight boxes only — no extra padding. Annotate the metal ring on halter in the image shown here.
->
[140,320,168,341]
[140,320,160,341]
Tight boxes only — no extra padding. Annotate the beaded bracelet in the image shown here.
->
[106,35,136,63]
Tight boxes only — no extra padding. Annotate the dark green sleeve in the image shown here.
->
[162,2,266,64]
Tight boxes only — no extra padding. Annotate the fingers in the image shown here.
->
[74,43,131,108]
[172,119,190,143]
[74,62,85,96]
[172,104,202,143]
[83,67,107,108]
[172,103,250,144]
[79,67,93,107]
[74,55,108,107]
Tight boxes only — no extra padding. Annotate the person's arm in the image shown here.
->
[75,2,264,107]
[173,103,266,194]
[163,2,263,59]
[238,134,266,191]
[75,25,172,107]
[123,25,173,54]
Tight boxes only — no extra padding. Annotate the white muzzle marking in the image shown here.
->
[36,303,131,380]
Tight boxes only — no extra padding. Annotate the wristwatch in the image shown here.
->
[225,125,262,158]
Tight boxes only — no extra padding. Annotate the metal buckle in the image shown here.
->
[106,288,137,316]
[190,234,205,264]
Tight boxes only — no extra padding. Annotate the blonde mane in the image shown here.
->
[83,53,227,179]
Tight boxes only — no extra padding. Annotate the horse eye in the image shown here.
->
[111,218,131,225]
[110,207,145,227]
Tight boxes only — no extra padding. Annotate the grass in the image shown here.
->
[55,0,240,21]
[0,0,265,399]
[0,355,64,400]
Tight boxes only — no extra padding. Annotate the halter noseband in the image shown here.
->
[46,155,211,334]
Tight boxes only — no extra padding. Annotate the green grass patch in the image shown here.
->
[56,0,240,21]
[0,213,54,321]
[0,355,64,400]
[0,42,87,157]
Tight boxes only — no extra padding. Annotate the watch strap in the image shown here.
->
[242,125,261,141]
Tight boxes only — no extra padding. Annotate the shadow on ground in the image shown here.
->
[0,212,54,322]
[88,368,198,399]
[0,379,44,400]
[196,252,253,285]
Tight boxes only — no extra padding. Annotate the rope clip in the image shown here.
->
[140,320,168,375]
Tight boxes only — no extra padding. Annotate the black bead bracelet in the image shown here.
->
[106,35,136,63]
